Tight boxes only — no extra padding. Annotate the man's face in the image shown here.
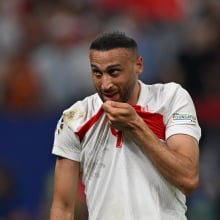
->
[89,48,143,105]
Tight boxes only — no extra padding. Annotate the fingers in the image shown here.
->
[102,101,116,121]
[102,101,112,111]
[102,101,133,121]
[102,101,139,130]
[102,101,123,125]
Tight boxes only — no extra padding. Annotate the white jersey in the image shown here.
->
[52,81,201,220]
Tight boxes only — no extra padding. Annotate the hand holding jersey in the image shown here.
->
[102,100,140,130]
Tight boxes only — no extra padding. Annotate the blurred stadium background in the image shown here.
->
[0,0,220,219]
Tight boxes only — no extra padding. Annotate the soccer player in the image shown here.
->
[50,31,201,220]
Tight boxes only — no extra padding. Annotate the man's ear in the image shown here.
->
[136,56,143,75]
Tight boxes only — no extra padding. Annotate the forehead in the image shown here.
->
[89,48,134,66]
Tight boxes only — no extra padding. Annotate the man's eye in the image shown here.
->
[92,70,102,76]
[109,69,120,76]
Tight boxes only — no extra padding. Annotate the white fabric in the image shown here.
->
[52,81,201,220]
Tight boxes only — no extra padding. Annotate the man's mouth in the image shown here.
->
[102,93,118,101]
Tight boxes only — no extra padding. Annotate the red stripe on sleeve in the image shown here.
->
[75,107,104,141]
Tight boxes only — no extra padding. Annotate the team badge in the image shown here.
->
[56,117,64,134]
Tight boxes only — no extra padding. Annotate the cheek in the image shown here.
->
[92,77,101,89]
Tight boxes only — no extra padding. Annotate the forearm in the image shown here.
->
[50,158,80,220]
[128,117,199,194]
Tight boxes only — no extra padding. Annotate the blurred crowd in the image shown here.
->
[0,0,194,114]
[0,0,220,219]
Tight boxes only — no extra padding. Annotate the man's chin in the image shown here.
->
[103,98,119,102]
[100,96,129,103]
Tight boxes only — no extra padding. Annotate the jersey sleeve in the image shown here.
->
[52,115,81,161]
[165,84,201,142]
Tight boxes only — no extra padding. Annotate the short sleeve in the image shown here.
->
[52,115,81,161]
[165,85,201,142]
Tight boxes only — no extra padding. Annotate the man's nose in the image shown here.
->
[101,75,113,90]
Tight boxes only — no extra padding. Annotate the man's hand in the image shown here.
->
[102,101,141,131]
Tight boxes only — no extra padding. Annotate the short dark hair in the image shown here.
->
[90,31,138,52]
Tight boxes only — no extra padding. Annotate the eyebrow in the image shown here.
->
[91,64,122,71]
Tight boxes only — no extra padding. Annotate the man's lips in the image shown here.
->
[102,93,118,101]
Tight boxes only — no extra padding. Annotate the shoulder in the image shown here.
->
[142,81,185,94]
[139,81,189,103]
[62,93,102,129]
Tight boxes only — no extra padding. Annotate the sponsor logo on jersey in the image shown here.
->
[172,113,196,124]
